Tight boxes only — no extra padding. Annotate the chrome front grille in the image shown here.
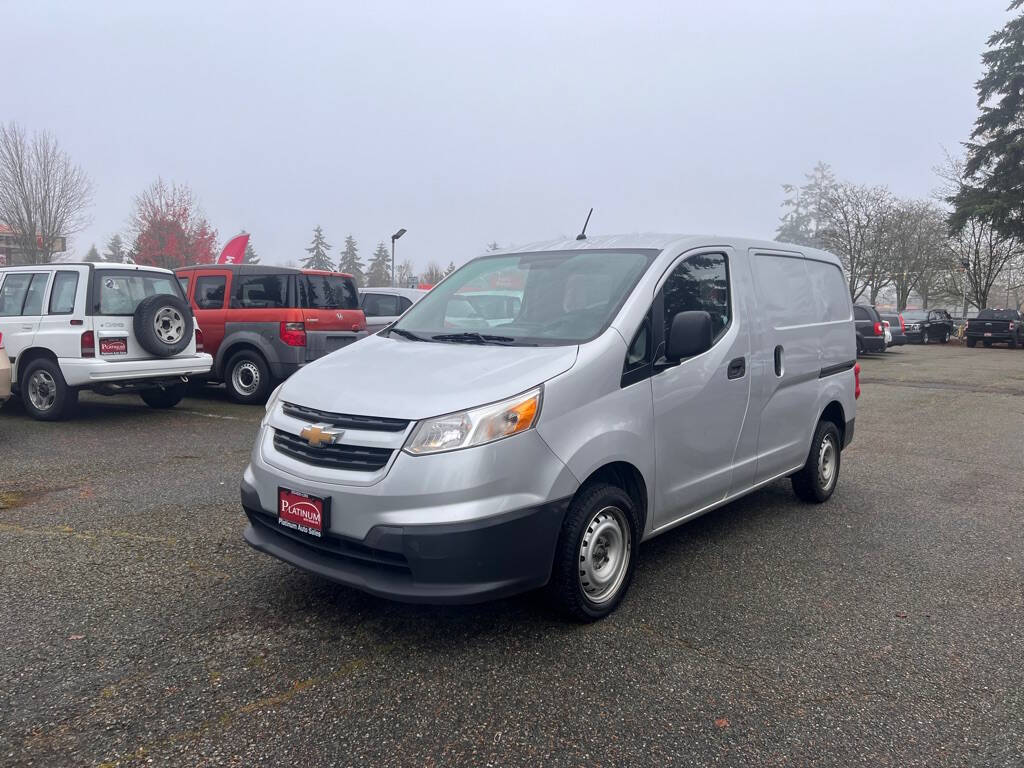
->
[272,429,394,471]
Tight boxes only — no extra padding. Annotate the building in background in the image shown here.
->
[0,224,67,266]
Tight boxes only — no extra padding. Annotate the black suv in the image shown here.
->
[902,309,954,344]
[854,304,886,355]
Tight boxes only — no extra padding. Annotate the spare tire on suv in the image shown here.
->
[133,294,194,357]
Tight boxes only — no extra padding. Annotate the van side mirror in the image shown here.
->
[666,310,713,361]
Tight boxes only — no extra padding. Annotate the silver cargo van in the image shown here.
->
[241,235,858,620]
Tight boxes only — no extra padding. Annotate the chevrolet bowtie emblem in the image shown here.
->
[299,425,342,448]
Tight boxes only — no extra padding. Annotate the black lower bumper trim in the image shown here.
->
[241,479,571,604]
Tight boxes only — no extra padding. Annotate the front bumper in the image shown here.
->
[60,353,213,387]
[242,478,570,603]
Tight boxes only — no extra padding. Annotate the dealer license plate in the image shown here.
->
[100,337,128,355]
[277,487,328,538]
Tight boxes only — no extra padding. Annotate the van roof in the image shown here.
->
[491,233,842,266]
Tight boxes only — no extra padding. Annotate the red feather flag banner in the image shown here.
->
[218,233,249,264]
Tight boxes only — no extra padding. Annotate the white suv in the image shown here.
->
[0,263,212,420]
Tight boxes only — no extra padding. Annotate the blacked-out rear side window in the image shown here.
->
[231,274,289,309]
[303,275,358,309]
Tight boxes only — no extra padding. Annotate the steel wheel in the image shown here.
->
[817,433,837,492]
[27,370,57,412]
[231,360,261,397]
[153,306,185,345]
[578,506,632,604]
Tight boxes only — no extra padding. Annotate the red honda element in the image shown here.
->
[175,265,366,403]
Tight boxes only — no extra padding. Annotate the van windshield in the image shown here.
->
[390,249,657,346]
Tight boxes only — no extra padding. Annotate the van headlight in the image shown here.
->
[404,387,542,455]
[261,383,284,426]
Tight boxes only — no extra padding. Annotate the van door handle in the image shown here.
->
[21,324,33,330]
[727,357,746,379]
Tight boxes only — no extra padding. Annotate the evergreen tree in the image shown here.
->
[444,261,456,276]
[302,226,335,271]
[337,234,365,285]
[84,243,103,262]
[103,233,125,263]
[951,1,1024,240]
[775,162,837,247]
[366,241,392,286]
[243,241,260,264]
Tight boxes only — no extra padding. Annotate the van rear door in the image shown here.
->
[297,272,365,360]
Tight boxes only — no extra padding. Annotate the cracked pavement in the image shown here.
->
[1,343,1022,767]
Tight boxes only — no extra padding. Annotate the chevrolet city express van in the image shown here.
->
[241,235,858,620]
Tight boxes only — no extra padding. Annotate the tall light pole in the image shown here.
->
[391,228,406,287]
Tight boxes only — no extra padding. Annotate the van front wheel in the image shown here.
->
[548,483,638,622]
[792,420,841,503]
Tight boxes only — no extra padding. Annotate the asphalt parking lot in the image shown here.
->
[1,343,1022,767]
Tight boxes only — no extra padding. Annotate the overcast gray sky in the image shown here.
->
[4,0,1007,271]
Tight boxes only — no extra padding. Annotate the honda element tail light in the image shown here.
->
[280,322,306,347]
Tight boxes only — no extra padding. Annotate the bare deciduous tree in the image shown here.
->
[935,151,1022,311]
[819,183,891,302]
[0,122,93,264]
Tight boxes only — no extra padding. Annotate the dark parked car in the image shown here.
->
[965,308,1023,349]
[902,309,953,344]
[854,304,886,354]
[880,313,907,346]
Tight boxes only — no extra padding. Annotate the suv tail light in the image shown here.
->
[854,363,861,399]
[873,321,883,336]
[1010,322,1016,331]
[280,322,306,347]
[195,328,204,352]
[899,314,906,333]
[80,330,95,358]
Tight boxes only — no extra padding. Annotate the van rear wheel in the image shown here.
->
[792,420,841,503]
[548,483,638,622]
[225,350,272,404]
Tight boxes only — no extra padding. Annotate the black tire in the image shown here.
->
[791,420,841,504]
[983,341,992,348]
[921,330,929,345]
[224,350,272,404]
[1009,337,1018,350]
[133,294,193,357]
[139,383,186,409]
[941,330,950,344]
[547,483,639,622]
[967,338,977,348]
[21,358,77,421]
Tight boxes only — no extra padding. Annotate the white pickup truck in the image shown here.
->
[0,262,212,420]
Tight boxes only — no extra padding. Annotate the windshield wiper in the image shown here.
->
[432,332,519,345]
[388,328,430,342]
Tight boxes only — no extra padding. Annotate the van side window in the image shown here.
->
[0,273,34,316]
[232,274,289,309]
[49,271,79,314]
[662,253,730,342]
[195,276,226,309]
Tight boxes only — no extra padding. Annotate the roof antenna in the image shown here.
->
[576,207,593,241]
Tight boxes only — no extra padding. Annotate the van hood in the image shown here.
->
[279,334,579,420]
